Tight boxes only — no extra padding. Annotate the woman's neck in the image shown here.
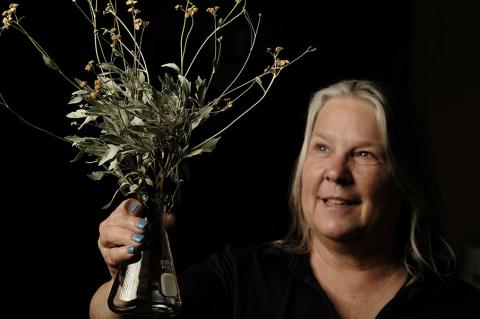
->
[310,234,399,271]
[309,236,408,319]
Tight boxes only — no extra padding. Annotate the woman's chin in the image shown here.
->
[316,224,363,243]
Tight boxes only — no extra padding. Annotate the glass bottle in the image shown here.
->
[108,192,181,317]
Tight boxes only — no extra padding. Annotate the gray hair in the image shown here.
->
[278,79,455,284]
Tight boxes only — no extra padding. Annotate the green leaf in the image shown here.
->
[191,106,212,130]
[195,76,207,105]
[68,96,84,105]
[42,54,60,71]
[108,159,118,171]
[78,115,97,130]
[66,109,88,118]
[178,75,191,102]
[65,135,89,146]
[101,134,127,145]
[99,76,122,94]
[88,171,107,181]
[186,137,221,158]
[99,144,121,166]
[129,184,139,193]
[119,109,130,126]
[161,63,181,74]
[131,116,145,126]
[138,70,146,84]
[97,63,121,71]
[144,177,154,186]
[71,88,88,95]
[162,73,177,92]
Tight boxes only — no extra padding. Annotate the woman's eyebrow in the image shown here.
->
[311,132,383,148]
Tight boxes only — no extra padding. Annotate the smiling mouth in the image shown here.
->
[322,198,358,206]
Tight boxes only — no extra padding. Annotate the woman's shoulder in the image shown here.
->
[400,272,480,317]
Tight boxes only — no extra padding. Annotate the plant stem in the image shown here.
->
[191,73,277,151]
[0,95,70,144]
[12,24,79,89]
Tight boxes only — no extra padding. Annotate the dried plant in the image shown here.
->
[1,1,315,211]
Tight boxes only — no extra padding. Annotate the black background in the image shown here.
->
[1,0,478,318]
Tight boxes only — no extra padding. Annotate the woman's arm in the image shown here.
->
[89,198,147,319]
[90,280,122,319]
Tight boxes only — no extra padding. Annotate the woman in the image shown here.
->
[90,80,479,319]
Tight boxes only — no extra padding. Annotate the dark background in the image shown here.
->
[1,0,479,317]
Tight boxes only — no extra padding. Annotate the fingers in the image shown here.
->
[100,242,136,267]
[99,222,145,249]
[100,244,142,279]
[98,198,149,271]
[107,198,148,230]
[98,197,179,278]
[98,224,146,266]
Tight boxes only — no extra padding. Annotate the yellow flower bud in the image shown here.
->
[2,16,11,28]
[85,60,95,71]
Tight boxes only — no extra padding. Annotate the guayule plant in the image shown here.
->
[1,0,314,210]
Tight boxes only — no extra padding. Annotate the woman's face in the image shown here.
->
[301,96,402,244]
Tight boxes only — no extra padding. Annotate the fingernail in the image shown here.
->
[132,233,144,243]
[127,245,135,254]
[128,203,139,214]
[136,219,148,230]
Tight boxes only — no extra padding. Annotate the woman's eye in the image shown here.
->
[314,144,328,152]
[355,151,372,158]
[353,151,380,165]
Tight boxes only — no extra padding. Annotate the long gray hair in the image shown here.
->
[278,79,455,284]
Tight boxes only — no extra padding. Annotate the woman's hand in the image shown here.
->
[98,198,148,279]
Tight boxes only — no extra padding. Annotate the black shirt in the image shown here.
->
[178,242,480,318]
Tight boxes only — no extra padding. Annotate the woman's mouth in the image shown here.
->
[324,198,350,206]
[322,197,360,207]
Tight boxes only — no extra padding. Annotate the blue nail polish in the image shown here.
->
[127,245,135,254]
[132,233,144,243]
[136,219,148,230]
[128,203,139,214]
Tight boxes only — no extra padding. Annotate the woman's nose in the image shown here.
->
[324,155,353,185]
